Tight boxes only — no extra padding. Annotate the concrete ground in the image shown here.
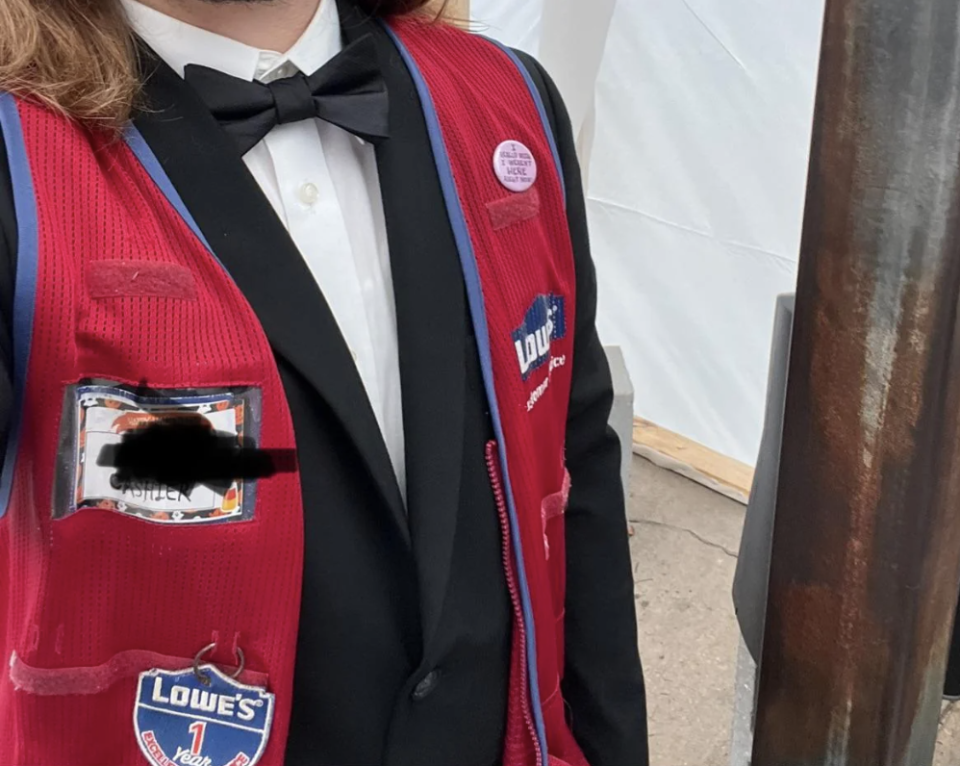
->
[627,454,960,766]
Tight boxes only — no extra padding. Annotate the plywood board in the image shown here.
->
[633,417,754,505]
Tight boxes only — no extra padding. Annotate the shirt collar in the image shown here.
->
[120,0,343,82]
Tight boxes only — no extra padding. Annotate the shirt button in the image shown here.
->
[298,182,320,207]
[411,670,441,701]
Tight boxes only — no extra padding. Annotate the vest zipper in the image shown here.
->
[485,441,543,766]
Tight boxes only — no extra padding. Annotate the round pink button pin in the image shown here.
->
[493,140,537,193]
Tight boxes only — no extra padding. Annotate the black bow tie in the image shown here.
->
[184,34,389,155]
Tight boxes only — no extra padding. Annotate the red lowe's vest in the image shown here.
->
[0,18,585,766]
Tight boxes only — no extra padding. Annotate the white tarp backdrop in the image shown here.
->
[472,0,825,465]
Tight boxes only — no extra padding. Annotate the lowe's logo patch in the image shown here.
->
[135,666,274,766]
[513,294,566,381]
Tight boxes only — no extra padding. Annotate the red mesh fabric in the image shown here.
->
[0,101,303,765]
[392,19,588,766]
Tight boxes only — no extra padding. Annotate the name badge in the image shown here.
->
[135,666,274,766]
[53,383,262,525]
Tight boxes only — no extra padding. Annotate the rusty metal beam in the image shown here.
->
[752,0,960,764]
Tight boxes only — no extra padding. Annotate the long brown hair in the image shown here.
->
[0,0,437,130]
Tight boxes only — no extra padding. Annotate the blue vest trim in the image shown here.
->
[0,94,40,519]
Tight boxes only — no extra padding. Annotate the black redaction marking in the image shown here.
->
[95,381,296,497]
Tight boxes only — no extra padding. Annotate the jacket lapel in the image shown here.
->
[133,52,409,541]
[343,7,467,649]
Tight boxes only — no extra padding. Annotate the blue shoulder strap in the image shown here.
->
[0,94,40,519]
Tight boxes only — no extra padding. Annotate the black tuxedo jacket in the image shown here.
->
[0,7,648,765]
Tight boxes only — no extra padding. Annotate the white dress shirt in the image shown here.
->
[121,0,407,499]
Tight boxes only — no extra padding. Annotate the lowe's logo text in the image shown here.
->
[512,294,566,381]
